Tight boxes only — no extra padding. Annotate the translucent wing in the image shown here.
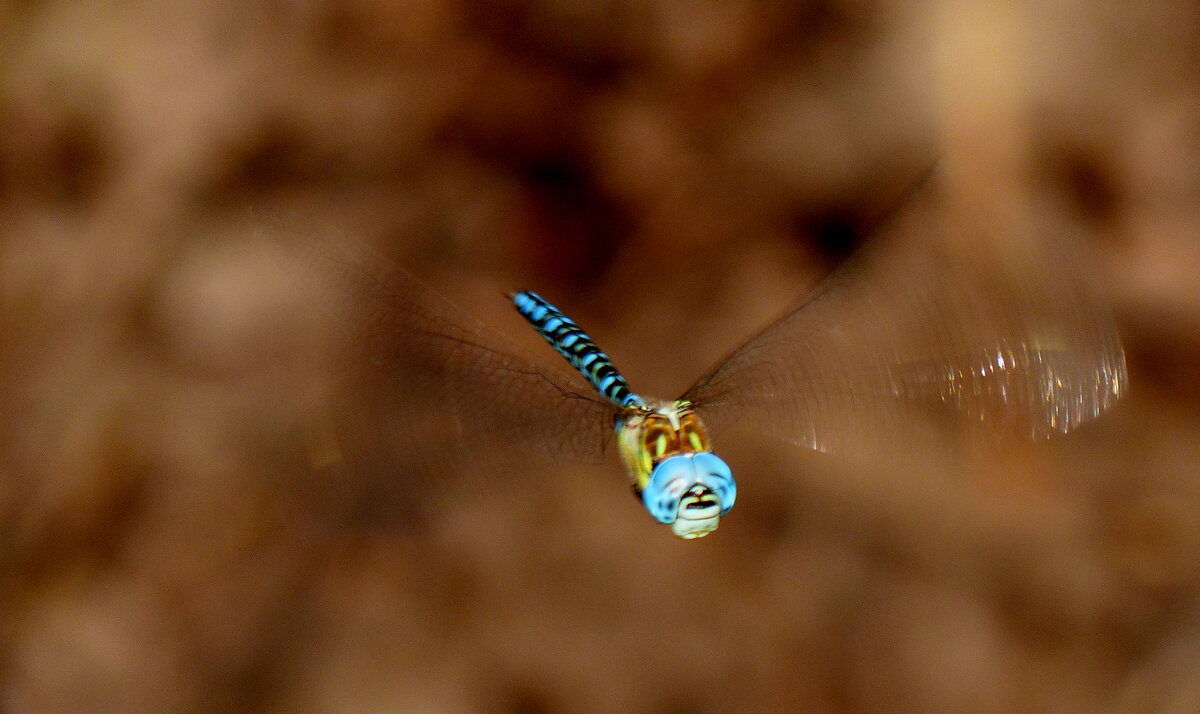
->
[267,222,617,525]
[683,184,1127,460]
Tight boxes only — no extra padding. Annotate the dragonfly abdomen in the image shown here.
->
[512,291,644,408]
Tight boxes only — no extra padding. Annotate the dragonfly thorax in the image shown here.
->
[616,400,736,539]
[616,400,708,487]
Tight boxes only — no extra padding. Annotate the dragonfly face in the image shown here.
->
[649,453,736,538]
[617,401,737,539]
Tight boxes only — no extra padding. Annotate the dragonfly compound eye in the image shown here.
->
[642,452,736,539]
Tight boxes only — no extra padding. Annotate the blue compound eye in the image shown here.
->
[691,452,736,515]
[642,453,736,525]
[642,457,690,524]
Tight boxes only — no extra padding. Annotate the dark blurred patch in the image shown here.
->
[444,74,632,287]
[299,454,439,537]
[199,117,346,204]
[0,97,113,207]
[1124,321,1200,399]
[752,0,880,65]
[793,203,866,262]
[7,440,151,587]
[465,0,643,84]
[495,681,555,714]
[790,166,935,264]
[310,2,412,64]
[516,153,631,288]
[653,697,706,714]
[1041,146,1124,232]
[438,51,586,160]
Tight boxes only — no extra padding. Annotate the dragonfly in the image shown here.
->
[282,180,1127,539]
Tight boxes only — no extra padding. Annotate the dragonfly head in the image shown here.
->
[642,452,736,539]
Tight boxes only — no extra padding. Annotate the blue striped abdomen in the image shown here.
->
[512,291,644,409]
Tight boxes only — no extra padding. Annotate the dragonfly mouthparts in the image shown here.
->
[684,487,718,508]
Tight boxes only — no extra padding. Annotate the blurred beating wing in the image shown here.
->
[266,221,617,525]
[682,183,1127,460]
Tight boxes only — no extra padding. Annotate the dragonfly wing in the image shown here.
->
[268,223,617,525]
[682,185,1127,460]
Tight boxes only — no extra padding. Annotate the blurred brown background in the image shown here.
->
[2,0,1199,712]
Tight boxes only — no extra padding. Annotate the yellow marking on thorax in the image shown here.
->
[617,401,711,492]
